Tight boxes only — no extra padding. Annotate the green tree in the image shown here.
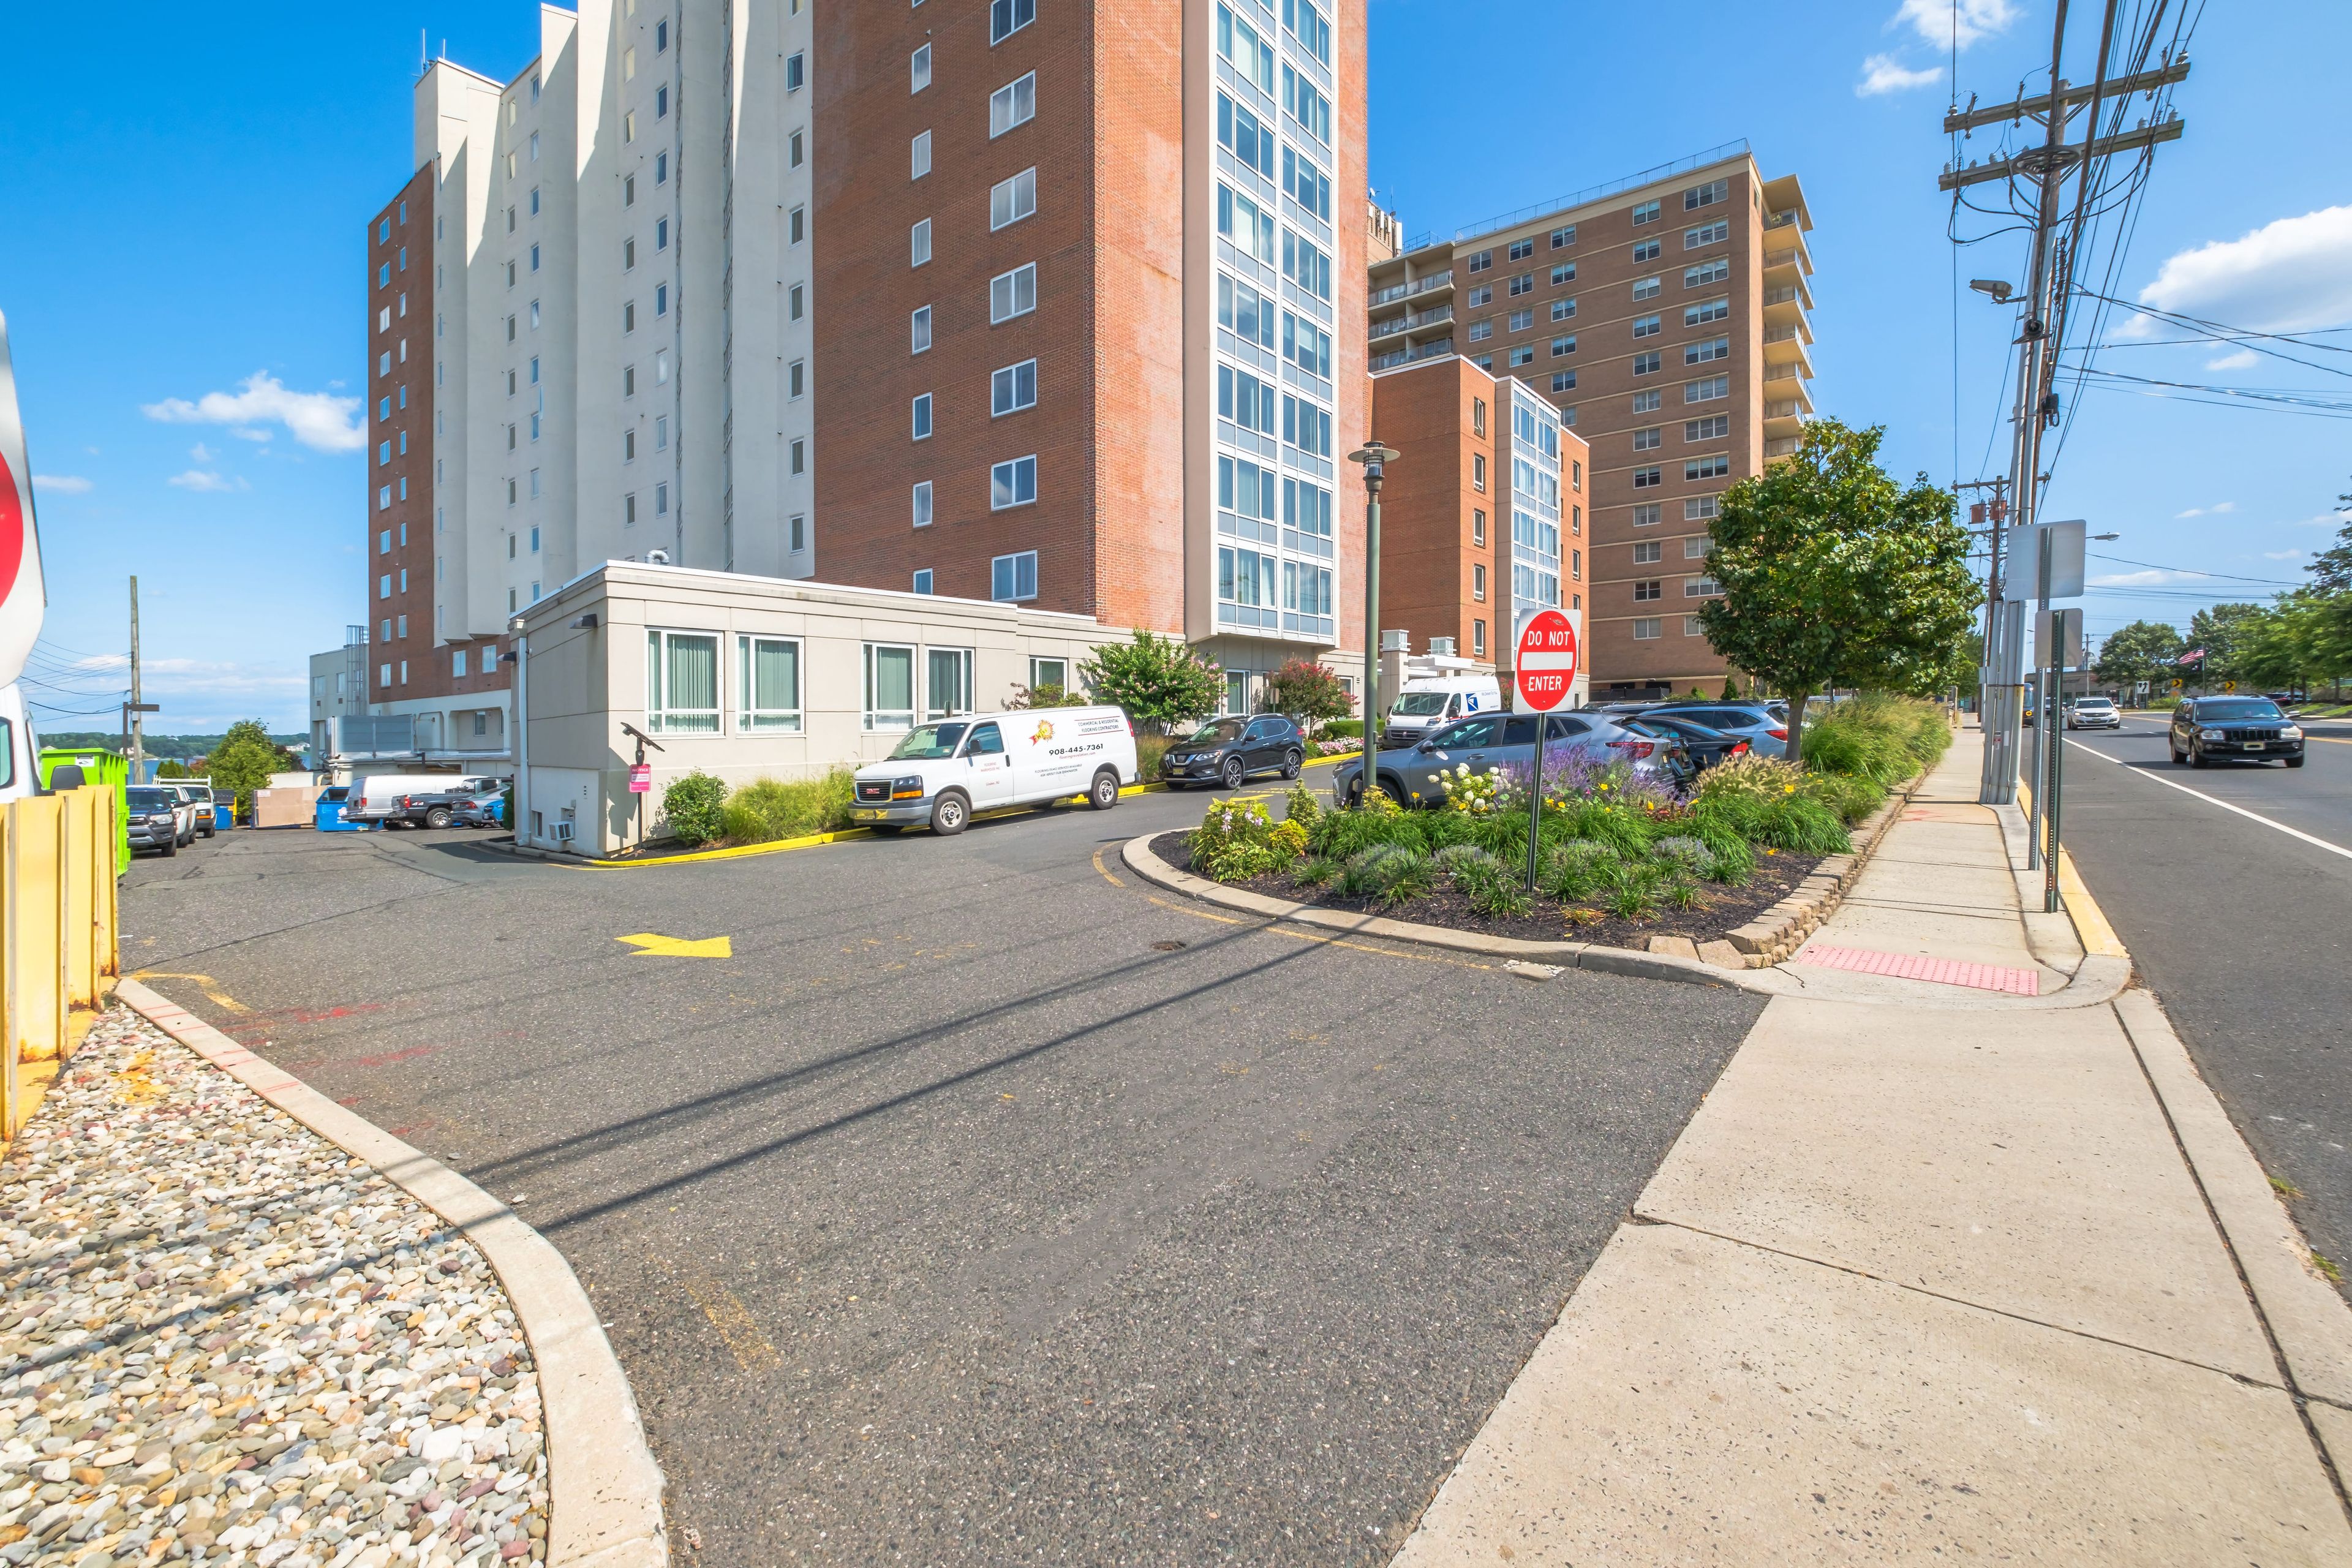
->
[2094,619,2185,690]
[156,759,189,779]
[2307,479,2352,594]
[1079,631,1224,734]
[1694,418,1977,761]
[2185,602,2263,685]
[206,720,297,815]
[1258,658,1354,733]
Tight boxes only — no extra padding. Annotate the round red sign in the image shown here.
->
[1514,609,1579,712]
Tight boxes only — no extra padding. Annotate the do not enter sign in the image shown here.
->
[1515,609,1579,712]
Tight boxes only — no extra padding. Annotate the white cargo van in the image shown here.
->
[850,706,1137,835]
[1383,674,1504,747]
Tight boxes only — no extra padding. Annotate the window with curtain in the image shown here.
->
[925,648,974,721]
[646,630,720,733]
[864,643,916,731]
[737,635,802,732]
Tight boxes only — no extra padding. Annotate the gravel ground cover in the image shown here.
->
[0,1006,549,1567]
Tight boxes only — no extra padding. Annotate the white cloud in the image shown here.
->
[141,371,365,454]
[189,442,216,462]
[2174,502,2237,518]
[230,427,273,442]
[167,469,249,493]
[2263,549,2306,561]
[2204,347,2259,371]
[1857,54,1942,96]
[31,474,92,496]
[1894,0,2019,48]
[2214,501,2238,514]
[2137,205,2352,334]
[2089,569,2201,589]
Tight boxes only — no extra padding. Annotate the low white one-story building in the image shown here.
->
[510,563,1133,855]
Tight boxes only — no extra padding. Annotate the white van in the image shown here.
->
[1384,674,1504,747]
[850,706,1137,835]
[0,683,40,806]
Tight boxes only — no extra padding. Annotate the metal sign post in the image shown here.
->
[619,722,665,850]
[1513,609,1579,889]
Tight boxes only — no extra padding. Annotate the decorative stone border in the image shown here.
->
[1705,780,1919,969]
[112,980,670,1568]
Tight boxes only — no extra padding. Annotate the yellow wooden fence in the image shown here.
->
[2,786,119,1134]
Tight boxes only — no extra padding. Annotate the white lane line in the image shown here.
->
[2065,739,2352,862]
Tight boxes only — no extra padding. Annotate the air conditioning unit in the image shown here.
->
[550,820,574,843]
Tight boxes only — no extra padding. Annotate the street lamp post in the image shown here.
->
[1346,439,1398,806]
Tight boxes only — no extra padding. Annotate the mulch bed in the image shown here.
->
[1150,829,1821,951]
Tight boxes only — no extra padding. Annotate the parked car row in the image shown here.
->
[126,782,235,857]
[337,773,508,830]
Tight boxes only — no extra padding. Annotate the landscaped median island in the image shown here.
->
[1159,695,1954,954]
[0,1006,549,1568]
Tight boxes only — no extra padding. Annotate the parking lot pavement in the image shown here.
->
[121,791,1763,1566]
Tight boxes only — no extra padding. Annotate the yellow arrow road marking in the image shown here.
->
[616,932,734,958]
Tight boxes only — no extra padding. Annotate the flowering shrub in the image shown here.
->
[1498,745,1685,815]
[1187,797,1306,881]
[1313,739,1362,757]
[1692,753,1848,853]
[1436,763,1518,815]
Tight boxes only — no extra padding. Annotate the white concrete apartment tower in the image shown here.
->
[393,0,818,706]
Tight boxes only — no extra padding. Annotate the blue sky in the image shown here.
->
[2,2,2345,731]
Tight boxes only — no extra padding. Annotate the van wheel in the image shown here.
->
[1087,769,1120,811]
[424,807,453,829]
[930,791,970,836]
[1281,748,1303,780]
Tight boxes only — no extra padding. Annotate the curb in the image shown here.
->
[1120,834,1774,995]
[493,752,1366,870]
[112,978,669,1568]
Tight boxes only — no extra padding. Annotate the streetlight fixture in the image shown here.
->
[1967,278,2015,303]
[1346,440,1398,804]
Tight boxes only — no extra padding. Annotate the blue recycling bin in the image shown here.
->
[210,790,235,832]
[315,796,372,832]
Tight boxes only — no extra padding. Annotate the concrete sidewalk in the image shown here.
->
[1395,728,2352,1564]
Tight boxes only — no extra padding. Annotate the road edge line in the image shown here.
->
[111,978,670,1568]
[2112,987,2352,1412]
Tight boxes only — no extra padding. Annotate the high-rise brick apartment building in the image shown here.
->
[1367,143,1812,696]
[810,0,1369,710]
[376,0,1368,735]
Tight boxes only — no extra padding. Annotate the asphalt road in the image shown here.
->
[119,786,1762,1565]
[2054,713,2352,1296]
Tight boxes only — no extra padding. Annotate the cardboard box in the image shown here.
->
[254,786,323,829]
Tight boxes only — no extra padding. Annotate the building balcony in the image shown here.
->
[1765,436,1802,460]
[1371,337,1455,372]
[1762,283,1811,330]
[1763,396,1809,439]
[1761,349,1813,386]
[1762,333,1812,382]
[1371,268,1452,312]
[1372,303,1453,341]
[1762,318,1813,350]
[1763,228,1812,279]
[1371,278,1411,308]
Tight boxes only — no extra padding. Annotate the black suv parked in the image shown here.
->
[2169,696,2305,769]
[1161,715,1305,791]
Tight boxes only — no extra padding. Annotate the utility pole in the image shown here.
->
[127,576,143,780]
[1940,1,2188,805]
[1957,475,2010,794]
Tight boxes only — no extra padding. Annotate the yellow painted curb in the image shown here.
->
[562,750,1365,869]
[2056,848,2130,959]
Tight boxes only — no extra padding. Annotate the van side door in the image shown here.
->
[960,722,1017,812]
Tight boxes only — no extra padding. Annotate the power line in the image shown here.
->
[2087,551,2304,586]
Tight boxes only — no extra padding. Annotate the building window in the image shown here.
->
[864,643,918,731]
[1686,219,1730,249]
[1632,467,1662,489]
[990,0,1036,43]
[925,647,976,721]
[1685,537,1713,559]
[912,568,934,595]
[1630,200,1660,226]
[911,130,932,179]
[1632,617,1662,640]
[454,650,469,678]
[1550,336,1575,358]
[1633,541,1662,565]
[990,72,1038,137]
[1686,495,1722,521]
[992,358,1038,415]
[1551,298,1575,322]
[1684,576,1724,598]
[1634,580,1663,601]
[737,636,804,733]
[1466,284,1491,309]
[788,359,805,398]
[990,167,1038,230]
[789,282,805,320]
[1551,264,1576,287]
[1472,563,1487,601]
[912,480,932,529]
[1632,389,1662,414]
[655,482,669,515]
[788,132,804,170]
[1467,319,1492,343]
[1684,178,1728,211]
[1686,415,1730,442]
[786,51,805,90]
[790,440,805,475]
[1632,503,1662,527]
[1508,346,1533,367]
[1685,296,1731,327]
[1471,398,1487,435]
[646,630,721,734]
[990,263,1037,323]
[910,45,932,92]
[625,492,638,524]
[1507,308,1533,332]
[1632,314,1661,339]
[911,393,933,440]
[1465,249,1491,273]
[1686,257,1730,288]
[1550,225,1575,248]
[1471,453,1487,492]
[790,513,807,552]
[1472,508,1486,546]
[1552,372,1575,393]
[1632,352,1661,375]
[788,205,805,244]
[1507,238,1534,262]
[1633,238,1662,264]
[1686,453,1733,482]
[1508,272,1533,297]
[991,550,1039,601]
[1686,336,1732,364]
[1632,428,1660,451]
[1686,375,1730,403]
[911,218,932,266]
[991,455,1038,510]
